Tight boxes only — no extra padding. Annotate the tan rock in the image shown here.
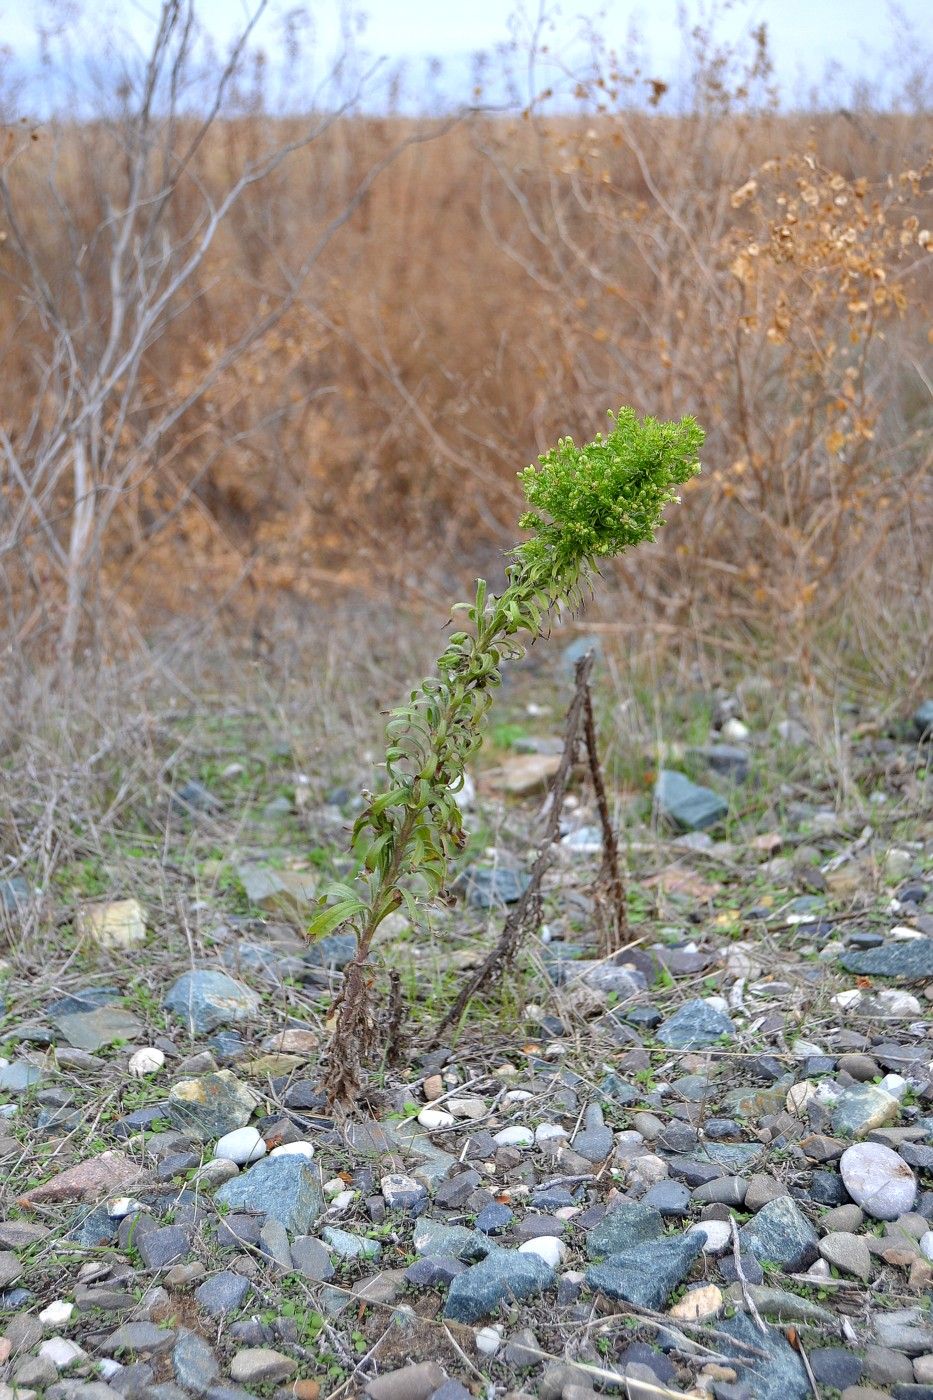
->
[485,753,562,796]
[18,1150,148,1207]
[423,1075,444,1101]
[669,1284,723,1322]
[77,898,146,949]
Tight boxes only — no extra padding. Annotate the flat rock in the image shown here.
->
[819,1231,872,1280]
[229,1347,297,1384]
[194,1271,251,1317]
[0,1060,42,1093]
[841,1142,918,1220]
[365,1361,447,1400]
[215,1155,324,1233]
[656,999,735,1049]
[290,1237,334,1282]
[238,866,318,916]
[172,1329,220,1393]
[52,1008,144,1052]
[458,865,530,909]
[443,1250,553,1323]
[586,1232,703,1310]
[167,1071,257,1141]
[840,941,933,979]
[655,769,728,830]
[163,972,259,1034]
[586,1203,664,1258]
[106,1322,176,1354]
[572,1104,613,1161]
[18,1150,148,1206]
[739,1196,819,1270]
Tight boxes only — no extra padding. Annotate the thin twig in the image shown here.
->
[729,1215,768,1334]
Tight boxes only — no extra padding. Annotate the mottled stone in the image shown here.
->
[215,1155,324,1234]
[586,1232,703,1310]
[167,1071,257,1141]
[656,999,735,1049]
[443,1251,553,1323]
[163,971,259,1035]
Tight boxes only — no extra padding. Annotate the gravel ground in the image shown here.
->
[1,656,931,1400]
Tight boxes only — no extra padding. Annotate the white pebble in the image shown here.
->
[807,1258,832,1278]
[417,1108,454,1130]
[840,1142,917,1220]
[534,1123,567,1144]
[106,1197,147,1219]
[878,1073,909,1101]
[890,925,925,940]
[327,1190,356,1214]
[493,1126,534,1148]
[786,1083,817,1115]
[475,1325,502,1355]
[128,1047,165,1077]
[518,1236,566,1268]
[687,1220,731,1255]
[502,1090,533,1104]
[832,989,863,1009]
[323,1177,347,1199]
[214,1127,267,1166]
[99,1359,123,1379]
[39,1301,74,1328]
[721,718,749,740]
[39,1337,85,1369]
[919,1231,933,1262]
[877,989,922,1017]
[269,1141,315,1158]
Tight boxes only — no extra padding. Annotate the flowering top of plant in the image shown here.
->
[517,407,703,578]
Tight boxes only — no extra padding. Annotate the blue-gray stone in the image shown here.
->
[642,1181,692,1216]
[459,865,530,909]
[656,999,735,1049]
[719,1312,809,1400]
[215,1156,324,1234]
[0,877,29,913]
[913,700,933,739]
[586,1203,664,1259]
[0,1061,41,1093]
[404,1256,468,1288]
[66,1205,119,1247]
[46,986,122,1017]
[321,1227,381,1261]
[137,1226,192,1270]
[572,1103,613,1162]
[655,770,728,830]
[739,1196,819,1271]
[302,932,358,969]
[604,1049,648,1080]
[172,780,221,815]
[476,1204,513,1235]
[840,940,933,980]
[586,1232,703,1310]
[207,1030,246,1062]
[443,1250,553,1323]
[194,1271,251,1317]
[290,1237,334,1282]
[163,971,259,1034]
[412,1218,491,1261]
[172,1329,219,1393]
[688,744,750,781]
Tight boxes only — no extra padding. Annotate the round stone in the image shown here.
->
[534,1123,567,1144]
[688,1220,732,1255]
[840,1142,917,1220]
[214,1127,267,1166]
[269,1141,315,1159]
[417,1108,454,1130]
[494,1126,534,1148]
[475,1326,502,1355]
[128,1047,165,1077]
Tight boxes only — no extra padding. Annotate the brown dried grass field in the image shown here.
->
[1,82,931,688]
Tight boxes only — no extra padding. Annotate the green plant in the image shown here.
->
[311,407,703,1101]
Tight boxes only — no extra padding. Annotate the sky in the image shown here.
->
[2,0,930,113]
